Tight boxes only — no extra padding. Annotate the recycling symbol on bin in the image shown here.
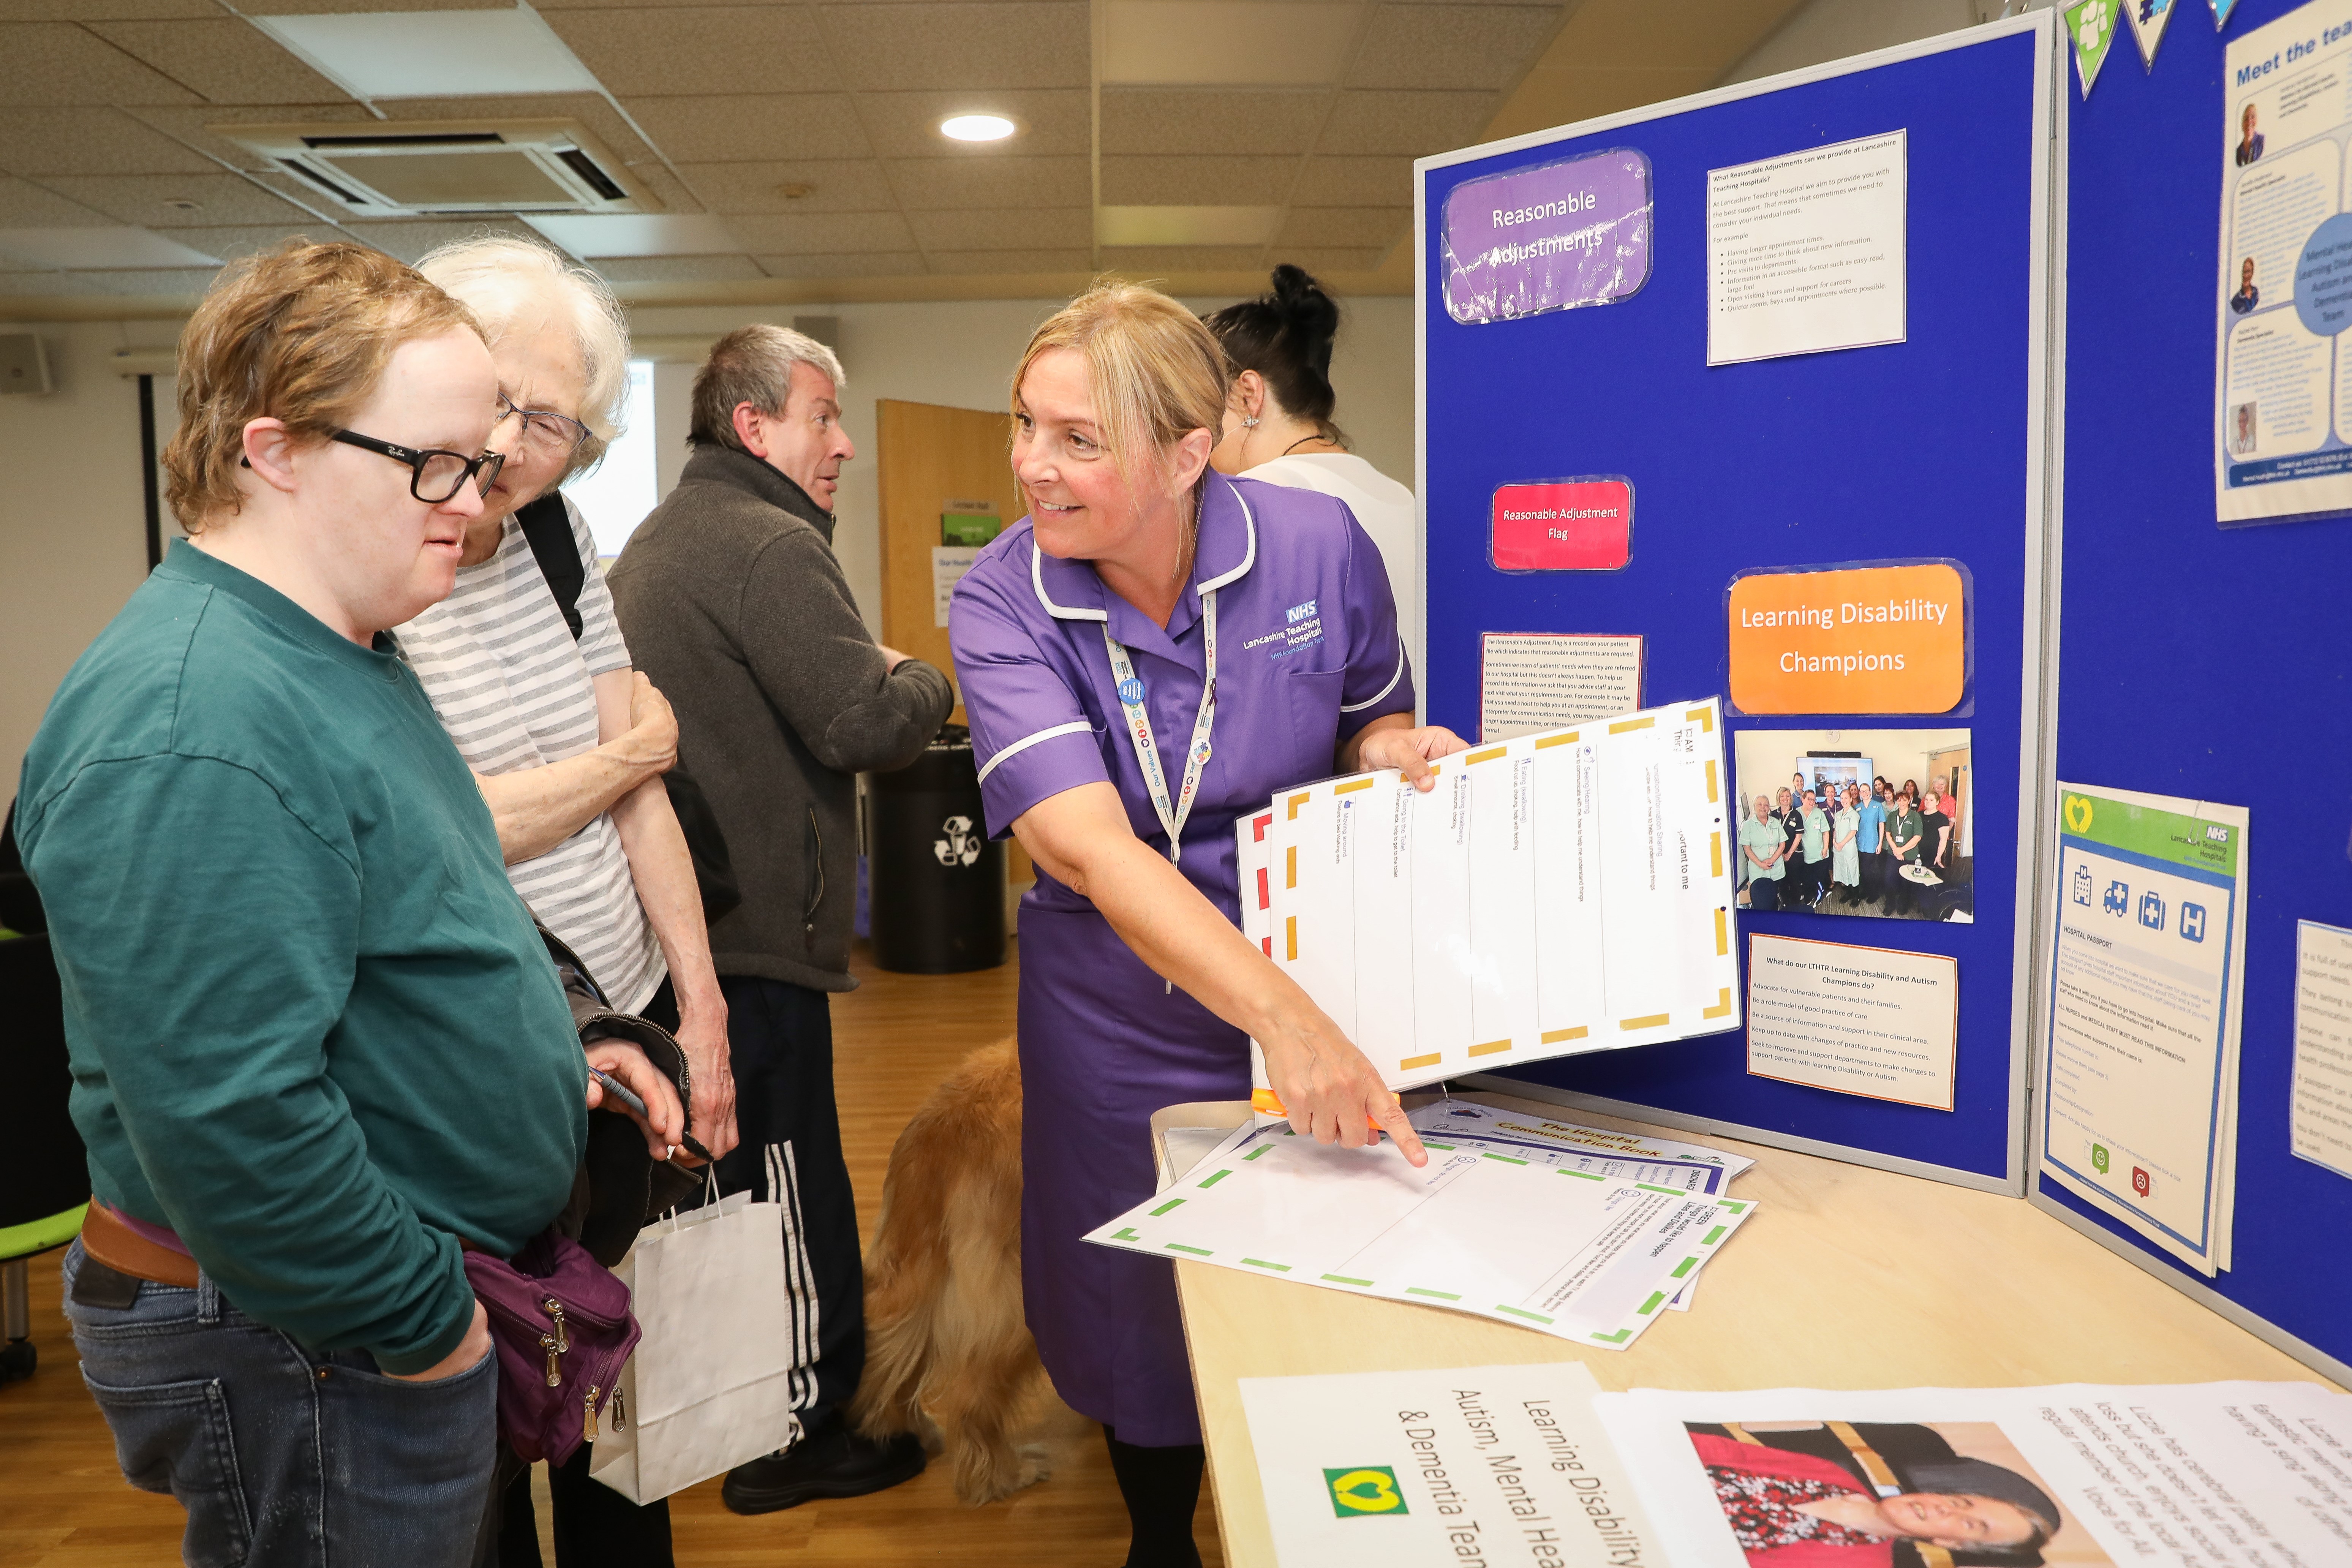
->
[934,814,982,868]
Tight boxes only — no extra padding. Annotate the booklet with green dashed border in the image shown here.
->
[1089,1123,1756,1349]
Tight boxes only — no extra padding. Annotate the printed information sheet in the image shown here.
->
[1478,633,1643,741]
[1087,1121,1756,1350]
[2290,918,2352,1181]
[930,545,979,627]
[1746,933,1958,1110]
[1240,1362,1659,1568]
[1259,697,1739,1096]
[2041,786,2248,1275]
[1707,130,1907,366]
[2215,0,2352,523]
[1596,1381,2352,1568]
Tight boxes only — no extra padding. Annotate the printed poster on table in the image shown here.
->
[2214,0,2352,525]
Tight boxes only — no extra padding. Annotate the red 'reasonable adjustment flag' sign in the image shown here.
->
[1489,478,1633,571]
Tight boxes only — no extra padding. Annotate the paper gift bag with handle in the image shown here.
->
[589,1189,802,1503]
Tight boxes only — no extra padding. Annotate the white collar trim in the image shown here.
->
[1026,474,1258,621]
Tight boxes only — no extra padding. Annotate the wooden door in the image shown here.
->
[874,398,1026,721]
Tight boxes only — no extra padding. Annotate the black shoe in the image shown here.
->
[721,1425,926,1514]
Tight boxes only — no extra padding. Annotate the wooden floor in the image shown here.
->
[0,939,1223,1567]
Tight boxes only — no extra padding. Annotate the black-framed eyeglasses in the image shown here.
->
[495,392,596,465]
[330,429,506,503]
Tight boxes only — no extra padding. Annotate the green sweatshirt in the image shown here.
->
[17,543,586,1373]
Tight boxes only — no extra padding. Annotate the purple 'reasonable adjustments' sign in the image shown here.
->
[1440,148,1652,326]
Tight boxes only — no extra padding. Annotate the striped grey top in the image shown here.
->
[394,496,666,1012]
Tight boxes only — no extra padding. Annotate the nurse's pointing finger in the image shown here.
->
[1377,1100,1429,1167]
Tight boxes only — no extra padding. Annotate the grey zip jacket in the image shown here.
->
[609,445,953,991]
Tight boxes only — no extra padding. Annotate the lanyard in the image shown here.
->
[1102,587,1218,865]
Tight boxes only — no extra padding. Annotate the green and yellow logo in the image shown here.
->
[1324,1466,1407,1518]
[2064,795,2093,835]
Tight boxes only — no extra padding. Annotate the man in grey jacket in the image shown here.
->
[609,324,953,1513]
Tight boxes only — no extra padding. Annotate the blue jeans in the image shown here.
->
[61,1239,498,1568]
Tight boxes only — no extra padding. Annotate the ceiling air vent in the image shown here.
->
[220,120,648,218]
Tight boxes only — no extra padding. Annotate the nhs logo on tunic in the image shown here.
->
[1286,600,1318,624]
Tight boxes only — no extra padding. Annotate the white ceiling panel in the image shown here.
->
[1102,155,1299,206]
[818,4,1092,93]
[681,160,898,213]
[0,107,217,178]
[590,253,765,281]
[335,216,546,262]
[1289,153,1412,206]
[909,207,1089,250]
[1316,89,1495,155]
[753,250,929,278]
[925,247,1091,274]
[623,94,874,163]
[0,1,218,17]
[36,172,318,228]
[1102,3,1362,85]
[0,176,114,227]
[252,11,601,100]
[1097,205,1279,245]
[1274,205,1406,246]
[887,156,1090,210]
[1100,89,1330,156]
[1098,244,1266,269]
[240,0,511,11]
[542,8,830,98]
[0,22,204,107]
[525,213,743,257]
[1348,4,1562,92]
[90,19,352,105]
[726,210,920,254]
[852,89,1090,158]
[0,226,220,269]
[150,224,346,260]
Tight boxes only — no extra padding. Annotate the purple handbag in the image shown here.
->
[463,1229,642,1466]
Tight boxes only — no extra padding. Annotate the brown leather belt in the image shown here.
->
[80,1201,201,1290]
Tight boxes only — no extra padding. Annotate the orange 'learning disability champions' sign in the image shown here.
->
[1726,561,1966,714]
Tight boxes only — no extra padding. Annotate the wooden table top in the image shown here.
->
[1157,1091,2337,1568]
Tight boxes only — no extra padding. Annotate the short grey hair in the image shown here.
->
[415,231,633,463]
[689,322,847,450]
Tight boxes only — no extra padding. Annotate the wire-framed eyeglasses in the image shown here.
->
[495,392,597,466]
[329,429,507,503]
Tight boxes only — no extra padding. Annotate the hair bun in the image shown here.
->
[1269,264,1338,379]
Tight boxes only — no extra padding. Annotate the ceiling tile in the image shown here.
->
[145,223,341,261]
[0,22,204,106]
[1349,3,1561,92]
[0,107,215,177]
[527,213,743,256]
[1102,2,1361,86]
[124,103,373,174]
[0,175,114,226]
[87,20,351,105]
[754,250,929,278]
[0,224,220,268]
[1290,153,1413,206]
[36,172,316,228]
[0,0,216,18]
[1317,90,1495,156]
[852,88,1089,158]
[1099,245,1265,270]
[253,11,603,99]
[30,266,219,294]
[887,155,1089,210]
[725,210,919,254]
[1100,89,1328,156]
[591,253,767,282]
[623,94,874,163]
[924,247,1091,274]
[680,160,897,213]
[222,0,512,11]
[544,8,831,98]
[1275,205,1406,246]
[1101,155,1299,206]
[336,217,548,264]
[1268,245,1387,272]
[817,4,1091,93]
[909,207,1088,250]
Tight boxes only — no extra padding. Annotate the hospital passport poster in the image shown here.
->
[2039,785,2248,1276]
[2214,0,2352,524]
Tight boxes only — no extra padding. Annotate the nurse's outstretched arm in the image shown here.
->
[1013,781,1429,1168]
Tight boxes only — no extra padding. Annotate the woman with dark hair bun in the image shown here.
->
[1206,264,1423,677]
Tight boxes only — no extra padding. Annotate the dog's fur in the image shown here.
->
[850,1039,1048,1505]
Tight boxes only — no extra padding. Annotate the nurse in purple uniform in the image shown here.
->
[950,283,1463,1567]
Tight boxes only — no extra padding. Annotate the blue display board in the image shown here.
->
[1415,19,2055,1189]
[2038,0,2352,1381]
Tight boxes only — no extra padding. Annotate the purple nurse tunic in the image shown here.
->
[948,473,1415,1447]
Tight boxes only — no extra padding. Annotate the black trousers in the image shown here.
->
[712,974,866,1440]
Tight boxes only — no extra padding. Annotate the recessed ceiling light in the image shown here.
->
[939,114,1017,143]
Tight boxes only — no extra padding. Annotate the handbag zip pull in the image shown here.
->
[611,1385,625,1432]
[585,1384,600,1442]
[540,1331,562,1387]
[542,1298,570,1354]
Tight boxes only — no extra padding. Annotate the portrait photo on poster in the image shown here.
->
[1723,558,1972,719]
[1732,726,1973,924]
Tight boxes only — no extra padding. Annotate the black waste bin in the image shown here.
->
[866,725,1008,974]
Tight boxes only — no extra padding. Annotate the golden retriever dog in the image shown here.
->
[851,1040,1049,1505]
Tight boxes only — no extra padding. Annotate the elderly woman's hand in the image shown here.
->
[584,1038,686,1159]
[1345,716,1470,792]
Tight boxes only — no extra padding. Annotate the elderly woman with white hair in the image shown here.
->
[394,233,737,1567]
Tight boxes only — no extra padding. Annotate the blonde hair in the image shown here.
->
[164,239,478,532]
[1013,280,1229,497]
[417,232,632,469]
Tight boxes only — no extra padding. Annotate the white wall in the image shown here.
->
[1722,0,1983,85]
[0,321,179,795]
[623,291,1420,640]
